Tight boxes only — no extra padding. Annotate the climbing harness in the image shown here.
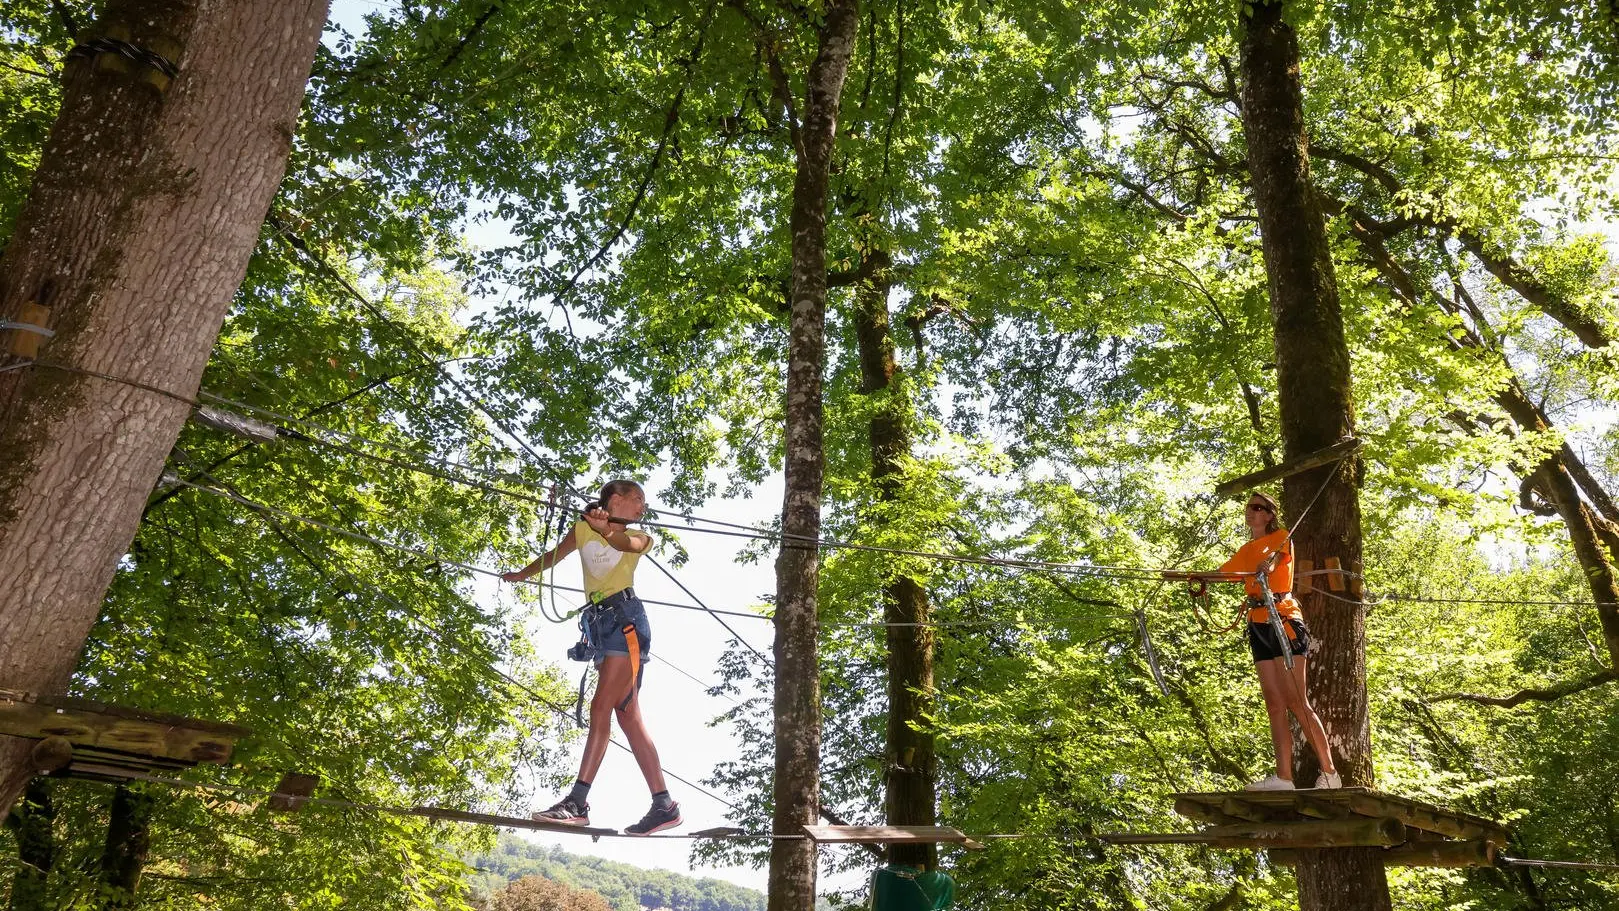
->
[1253,555,1294,670]
[568,588,647,724]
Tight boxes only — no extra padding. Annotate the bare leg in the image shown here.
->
[1281,655,1337,775]
[615,687,668,794]
[1254,658,1296,779]
[575,656,634,784]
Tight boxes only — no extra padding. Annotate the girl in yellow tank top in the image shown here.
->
[501,479,681,835]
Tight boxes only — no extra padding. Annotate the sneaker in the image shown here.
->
[532,796,590,826]
[1245,775,1295,791]
[1314,771,1343,789]
[624,800,682,836]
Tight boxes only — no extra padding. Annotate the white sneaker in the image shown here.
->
[1245,775,1295,791]
[1314,771,1343,789]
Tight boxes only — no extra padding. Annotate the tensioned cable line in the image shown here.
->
[23,358,1614,614]
[83,768,1619,876]
[165,475,766,623]
[89,766,784,842]
[188,383,1175,584]
[168,476,1136,632]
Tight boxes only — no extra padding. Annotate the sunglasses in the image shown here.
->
[1245,503,1273,513]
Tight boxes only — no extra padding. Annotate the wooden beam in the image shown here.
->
[0,688,247,765]
[1344,792,1503,843]
[1214,437,1363,498]
[1173,797,1243,827]
[1219,796,1279,823]
[1103,815,1406,849]
[1270,838,1496,868]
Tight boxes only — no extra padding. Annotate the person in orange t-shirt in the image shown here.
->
[1214,491,1340,791]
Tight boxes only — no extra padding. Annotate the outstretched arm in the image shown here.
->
[502,527,579,582]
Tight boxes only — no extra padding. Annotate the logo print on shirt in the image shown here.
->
[581,540,624,577]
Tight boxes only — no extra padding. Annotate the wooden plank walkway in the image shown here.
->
[0,687,249,773]
[1170,788,1509,845]
[1099,788,1509,867]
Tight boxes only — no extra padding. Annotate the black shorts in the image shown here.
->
[1247,618,1311,662]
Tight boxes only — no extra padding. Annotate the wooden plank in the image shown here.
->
[1171,789,1510,845]
[1103,816,1405,849]
[408,805,618,838]
[1214,438,1363,498]
[1296,560,1314,595]
[0,689,247,765]
[803,825,972,845]
[1324,558,1346,592]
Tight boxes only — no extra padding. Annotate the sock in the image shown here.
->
[651,789,674,811]
[568,780,592,804]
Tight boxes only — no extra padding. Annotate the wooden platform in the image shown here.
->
[804,825,983,849]
[0,688,249,777]
[1100,788,1509,868]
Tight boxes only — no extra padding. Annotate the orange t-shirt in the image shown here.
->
[1219,529,1301,621]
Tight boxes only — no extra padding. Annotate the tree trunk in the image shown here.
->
[97,785,154,911]
[0,0,328,816]
[768,3,860,909]
[1492,382,1619,666]
[1238,2,1390,908]
[851,251,939,870]
[4,779,54,911]
[1342,208,1619,667]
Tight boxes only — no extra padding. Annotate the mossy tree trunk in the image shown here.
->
[1238,2,1390,907]
[0,0,329,817]
[768,2,861,908]
[852,251,939,871]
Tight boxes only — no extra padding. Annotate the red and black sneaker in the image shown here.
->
[624,800,681,836]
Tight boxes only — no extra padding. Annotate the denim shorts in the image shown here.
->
[583,593,651,664]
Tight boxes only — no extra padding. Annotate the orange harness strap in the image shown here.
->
[619,623,643,711]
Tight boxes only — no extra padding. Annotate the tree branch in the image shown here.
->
[1428,670,1618,708]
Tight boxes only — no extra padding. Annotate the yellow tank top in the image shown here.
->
[574,520,649,599]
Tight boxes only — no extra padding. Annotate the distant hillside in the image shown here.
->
[468,834,768,911]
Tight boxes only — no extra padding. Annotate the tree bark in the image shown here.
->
[851,251,939,870]
[767,3,860,909]
[0,0,328,817]
[4,779,55,911]
[97,785,154,911]
[1238,2,1390,907]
